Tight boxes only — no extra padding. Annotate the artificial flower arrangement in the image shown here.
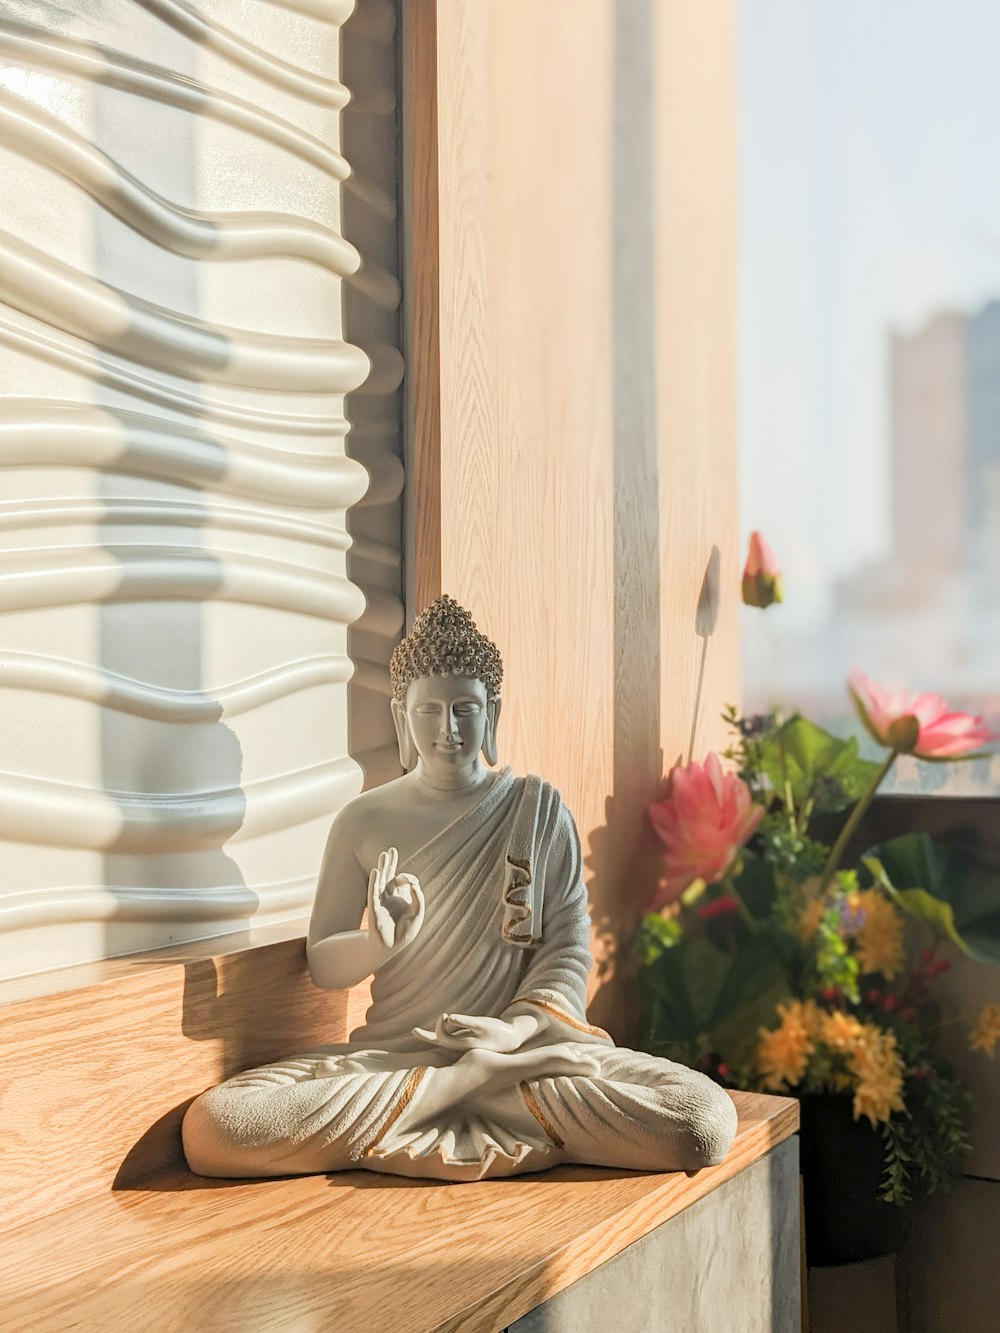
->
[637,533,1000,1212]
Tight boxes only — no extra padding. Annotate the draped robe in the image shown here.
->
[182,769,738,1182]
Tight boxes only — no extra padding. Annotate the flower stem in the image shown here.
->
[818,750,898,893]
[687,636,709,765]
[727,880,759,935]
[775,715,797,828]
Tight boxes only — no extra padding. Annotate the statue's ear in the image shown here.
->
[391,698,415,770]
[482,696,502,766]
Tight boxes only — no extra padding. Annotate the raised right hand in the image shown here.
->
[367,847,424,954]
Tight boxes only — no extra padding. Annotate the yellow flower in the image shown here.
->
[849,1024,906,1125]
[799,898,826,942]
[819,1009,864,1051]
[757,1000,819,1090]
[970,1004,1000,1057]
[850,890,906,980]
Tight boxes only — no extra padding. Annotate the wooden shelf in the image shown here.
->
[1,928,797,1330]
[0,920,370,1234]
[0,1091,796,1333]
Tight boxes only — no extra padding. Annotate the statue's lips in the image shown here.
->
[434,742,463,752]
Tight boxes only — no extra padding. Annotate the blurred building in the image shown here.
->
[779,301,1000,793]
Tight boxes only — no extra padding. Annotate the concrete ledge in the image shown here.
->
[510,1138,801,1333]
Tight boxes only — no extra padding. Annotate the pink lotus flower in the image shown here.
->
[650,754,764,908]
[849,671,996,760]
[742,531,783,609]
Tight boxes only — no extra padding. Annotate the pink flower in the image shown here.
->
[649,754,764,908]
[741,531,784,609]
[849,671,996,760]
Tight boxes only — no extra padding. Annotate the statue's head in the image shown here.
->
[389,595,503,771]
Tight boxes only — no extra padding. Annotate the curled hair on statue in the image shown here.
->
[390,595,503,704]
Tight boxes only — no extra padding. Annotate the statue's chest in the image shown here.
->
[357,791,500,872]
[354,818,459,876]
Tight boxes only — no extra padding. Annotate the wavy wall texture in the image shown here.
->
[0,0,403,977]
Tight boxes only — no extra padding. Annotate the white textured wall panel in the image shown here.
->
[0,0,403,977]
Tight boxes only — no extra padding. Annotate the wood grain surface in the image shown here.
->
[0,1091,797,1333]
[402,0,443,620]
[0,920,371,1234]
[404,0,739,1038]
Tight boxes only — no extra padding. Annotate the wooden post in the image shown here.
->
[402,0,739,1034]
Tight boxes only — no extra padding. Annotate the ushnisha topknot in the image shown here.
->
[390,595,503,704]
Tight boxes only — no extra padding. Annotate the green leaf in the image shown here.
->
[640,926,794,1069]
[732,849,779,919]
[862,833,1000,965]
[759,715,884,813]
[898,887,970,952]
[635,912,682,965]
[679,936,731,1027]
[680,877,708,908]
[714,935,792,1022]
[709,968,792,1068]
[953,868,1000,965]
[638,943,700,1041]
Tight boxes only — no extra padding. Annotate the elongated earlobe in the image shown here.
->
[391,699,416,770]
[482,697,502,766]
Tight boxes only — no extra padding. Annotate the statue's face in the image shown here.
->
[404,674,490,772]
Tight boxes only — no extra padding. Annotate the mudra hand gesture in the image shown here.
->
[413,1012,524,1053]
[369,847,424,954]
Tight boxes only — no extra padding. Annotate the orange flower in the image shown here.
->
[849,1025,905,1125]
[970,1004,1000,1057]
[849,890,906,980]
[757,1000,819,1090]
[819,1010,864,1051]
[799,898,826,942]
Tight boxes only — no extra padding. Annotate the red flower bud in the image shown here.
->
[742,531,784,609]
[866,988,882,1005]
[921,946,936,965]
[902,1008,917,1023]
[883,994,898,1012]
[822,987,841,1003]
[717,1062,730,1079]
[932,958,952,977]
[911,1067,930,1080]
[697,894,742,921]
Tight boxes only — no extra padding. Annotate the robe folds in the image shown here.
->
[182,769,738,1182]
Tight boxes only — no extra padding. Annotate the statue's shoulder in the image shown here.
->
[330,773,410,830]
[522,774,577,825]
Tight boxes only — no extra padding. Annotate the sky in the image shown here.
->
[740,0,1000,621]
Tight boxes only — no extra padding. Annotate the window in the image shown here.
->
[740,0,1000,795]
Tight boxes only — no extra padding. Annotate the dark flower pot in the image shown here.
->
[798,1093,912,1267]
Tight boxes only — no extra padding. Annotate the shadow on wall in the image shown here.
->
[88,32,251,962]
[586,0,663,1039]
[340,0,406,791]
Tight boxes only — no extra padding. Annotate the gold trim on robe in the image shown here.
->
[502,855,540,945]
[354,1067,428,1159]
[511,995,612,1041]
[518,1080,565,1149]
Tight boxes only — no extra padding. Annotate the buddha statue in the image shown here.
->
[182,597,738,1182]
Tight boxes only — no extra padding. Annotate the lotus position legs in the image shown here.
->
[182,599,738,1183]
